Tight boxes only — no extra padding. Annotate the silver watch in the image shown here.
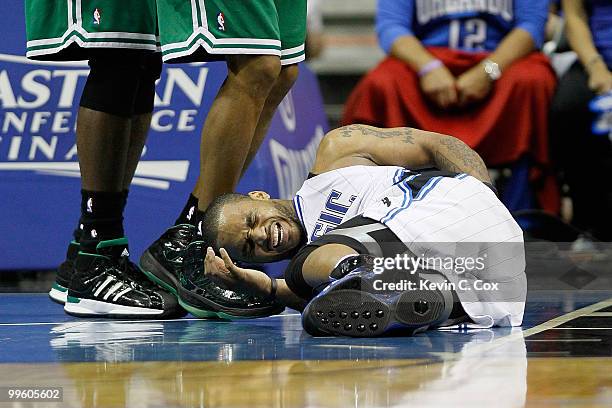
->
[483,59,501,81]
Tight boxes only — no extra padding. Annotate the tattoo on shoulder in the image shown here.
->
[339,125,414,144]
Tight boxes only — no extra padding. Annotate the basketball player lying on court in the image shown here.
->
[198,125,526,337]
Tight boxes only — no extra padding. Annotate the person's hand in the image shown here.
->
[204,247,271,296]
[419,65,458,109]
[588,63,612,95]
[456,64,494,107]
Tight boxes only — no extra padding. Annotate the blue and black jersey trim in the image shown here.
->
[381,168,461,223]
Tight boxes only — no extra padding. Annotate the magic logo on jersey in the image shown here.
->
[310,190,357,241]
[416,0,513,24]
[0,54,212,190]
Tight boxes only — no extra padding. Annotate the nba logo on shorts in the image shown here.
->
[217,12,225,31]
[93,8,101,25]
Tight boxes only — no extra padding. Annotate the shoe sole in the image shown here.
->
[64,296,180,319]
[49,282,68,305]
[303,288,448,337]
[142,249,282,320]
[177,285,284,320]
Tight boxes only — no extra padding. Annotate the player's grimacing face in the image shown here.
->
[216,199,303,263]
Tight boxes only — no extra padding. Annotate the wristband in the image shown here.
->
[418,59,443,77]
[266,276,278,301]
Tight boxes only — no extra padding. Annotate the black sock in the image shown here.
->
[175,194,199,226]
[72,224,83,243]
[72,190,127,244]
[79,190,126,254]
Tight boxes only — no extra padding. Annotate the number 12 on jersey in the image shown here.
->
[449,18,487,50]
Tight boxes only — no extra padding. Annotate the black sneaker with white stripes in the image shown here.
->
[64,238,183,319]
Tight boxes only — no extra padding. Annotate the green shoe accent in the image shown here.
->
[52,282,68,292]
[178,297,222,319]
[140,268,177,296]
[215,311,257,321]
[96,237,129,249]
[77,251,106,258]
[66,295,81,303]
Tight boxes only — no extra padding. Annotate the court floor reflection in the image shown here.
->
[33,323,529,408]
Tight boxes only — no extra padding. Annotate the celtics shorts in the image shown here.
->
[25,0,159,60]
[157,0,307,65]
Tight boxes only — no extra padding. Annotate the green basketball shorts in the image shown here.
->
[25,0,159,60]
[157,0,307,65]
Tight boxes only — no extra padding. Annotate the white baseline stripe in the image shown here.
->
[550,328,612,330]
[461,298,612,356]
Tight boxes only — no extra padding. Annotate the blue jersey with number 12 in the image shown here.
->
[376,0,548,54]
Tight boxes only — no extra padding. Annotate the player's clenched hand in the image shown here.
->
[419,65,458,109]
[456,65,493,107]
[204,247,270,296]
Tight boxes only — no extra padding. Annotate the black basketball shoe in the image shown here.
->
[49,240,80,304]
[177,241,285,319]
[302,255,454,337]
[139,224,198,295]
[64,238,184,319]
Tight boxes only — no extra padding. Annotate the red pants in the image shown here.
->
[343,47,559,213]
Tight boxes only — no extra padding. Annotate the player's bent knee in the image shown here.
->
[133,53,163,115]
[277,64,299,89]
[229,55,281,91]
[80,55,144,117]
[80,52,162,117]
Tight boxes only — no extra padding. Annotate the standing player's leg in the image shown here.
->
[142,0,305,317]
[141,54,283,300]
[192,54,281,212]
[189,64,300,224]
[62,52,182,318]
[241,64,300,178]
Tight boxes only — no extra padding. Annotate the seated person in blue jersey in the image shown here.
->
[343,0,560,213]
[549,0,612,241]
[184,125,526,337]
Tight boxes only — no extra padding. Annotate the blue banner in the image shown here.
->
[0,1,328,273]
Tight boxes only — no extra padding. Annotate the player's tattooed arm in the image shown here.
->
[312,125,428,173]
[338,124,415,144]
[313,124,490,182]
[431,136,491,183]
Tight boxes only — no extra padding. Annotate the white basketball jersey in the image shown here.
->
[293,165,405,244]
[293,165,526,328]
